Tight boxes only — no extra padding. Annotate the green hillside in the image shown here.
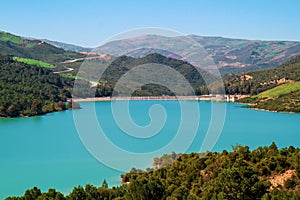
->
[7,143,300,199]
[225,55,300,95]
[238,82,300,113]
[0,55,74,117]
[0,31,22,44]
[13,57,55,69]
[254,82,300,98]
[100,53,215,96]
[0,31,83,63]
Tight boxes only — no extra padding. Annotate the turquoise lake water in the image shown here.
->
[0,101,299,199]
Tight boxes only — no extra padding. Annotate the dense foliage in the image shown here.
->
[0,55,74,117]
[101,53,214,96]
[7,143,300,199]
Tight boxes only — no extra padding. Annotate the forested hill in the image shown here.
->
[7,143,300,199]
[0,31,82,63]
[101,53,215,96]
[0,55,74,117]
[224,55,300,95]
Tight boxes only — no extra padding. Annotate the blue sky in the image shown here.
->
[1,0,299,47]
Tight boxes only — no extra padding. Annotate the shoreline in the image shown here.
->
[72,95,249,102]
[249,107,299,114]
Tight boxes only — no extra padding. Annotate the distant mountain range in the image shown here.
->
[94,34,300,74]
[2,30,299,74]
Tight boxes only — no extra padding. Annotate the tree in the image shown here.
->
[23,187,42,200]
[102,179,108,189]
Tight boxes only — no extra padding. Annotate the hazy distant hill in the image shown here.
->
[95,34,300,74]
[41,39,92,53]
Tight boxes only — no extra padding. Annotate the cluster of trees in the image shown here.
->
[7,143,300,199]
[0,55,75,117]
[152,152,182,169]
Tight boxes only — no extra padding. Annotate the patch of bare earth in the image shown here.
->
[268,169,296,190]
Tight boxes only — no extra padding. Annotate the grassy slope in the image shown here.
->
[254,82,300,98]
[13,57,56,69]
[0,32,23,44]
[224,55,300,95]
[233,56,300,113]
[239,82,300,113]
[0,31,83,63]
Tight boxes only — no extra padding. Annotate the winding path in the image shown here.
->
[53,67,74,74]
[54,57,102,86]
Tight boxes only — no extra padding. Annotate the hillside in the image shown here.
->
[238,83,300,113]
[95,34,300,74]
[224,55,300,95]
[0,31,83,63]
[99,53,216,96]
[0,55,75,117]
[41,39,92,52]
[7,143,300,199]
[254,82,300,98]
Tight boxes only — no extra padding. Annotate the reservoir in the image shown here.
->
[0,101,299,199]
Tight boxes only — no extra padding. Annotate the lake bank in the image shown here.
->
[73,95,250,102]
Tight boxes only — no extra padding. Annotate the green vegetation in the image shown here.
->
[59,73,78,79]
[13,57,55,69]
[225,55,300,113]
[7,143,300,199]
[100,53,213,96]
[253,82,300,98]
[59,73,96,83]
[239,88,300,113]
[0,31,83,63]
[0,31,23,44]
[0,55,75,117]
[224,55,300,95]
